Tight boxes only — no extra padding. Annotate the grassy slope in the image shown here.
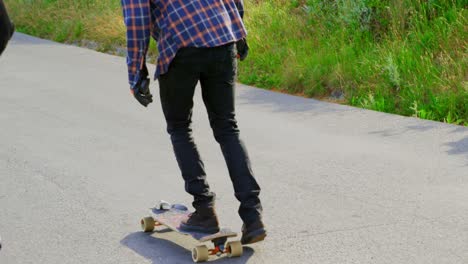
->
[5,0,467,125]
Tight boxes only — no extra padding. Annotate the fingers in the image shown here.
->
[133,77,153,107]
[135,92,153,107]
[236,38,249,61]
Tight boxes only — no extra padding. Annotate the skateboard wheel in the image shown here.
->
[140,216,155,232]
[226,241,243,258]
[192,245,209,263]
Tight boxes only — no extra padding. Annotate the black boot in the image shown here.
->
[241,219,267,244]
[180,207,220,234]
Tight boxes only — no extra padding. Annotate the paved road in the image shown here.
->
[0,33,467,264]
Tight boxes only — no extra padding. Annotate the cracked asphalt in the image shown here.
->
[0,33,467,264]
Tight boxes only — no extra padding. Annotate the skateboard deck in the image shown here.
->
[140,201,243,263]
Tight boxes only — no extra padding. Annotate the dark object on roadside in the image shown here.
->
[133,77,153,107]
[0,0,15,56]
[236,38,249,61]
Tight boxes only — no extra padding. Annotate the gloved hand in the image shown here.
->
[132,77,153,107]
[236,38,249,61]
[0,0,15,56]
[9,23,15,39]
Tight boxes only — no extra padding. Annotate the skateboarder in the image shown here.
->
[121,0,266,244]
[0,0,15,55]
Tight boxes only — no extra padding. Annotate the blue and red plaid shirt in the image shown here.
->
[121,0,247,90]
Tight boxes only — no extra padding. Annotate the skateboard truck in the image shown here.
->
[191,240,242,262]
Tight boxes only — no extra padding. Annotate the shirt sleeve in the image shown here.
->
[234,0,244,19]
[121,0,151,90]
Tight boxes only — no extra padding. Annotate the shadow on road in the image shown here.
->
[10,33,58,46]
[369,124,468,162]
[237,86,344,114]
[121,231,254,264]
[446,127,468,162]
[369,123,438,137]
[445,136,468,158]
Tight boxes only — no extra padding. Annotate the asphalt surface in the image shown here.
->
[0,33,467,264]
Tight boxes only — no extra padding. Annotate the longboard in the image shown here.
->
[140,201,243,263]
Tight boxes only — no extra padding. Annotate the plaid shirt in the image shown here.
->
[121,0,247,90]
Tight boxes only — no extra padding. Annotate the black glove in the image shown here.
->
[133,77,153,107]
[236,38,249,61]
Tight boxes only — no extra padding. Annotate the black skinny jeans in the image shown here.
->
[158,43,262,224]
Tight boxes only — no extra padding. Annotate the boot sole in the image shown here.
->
[179,223,220,234]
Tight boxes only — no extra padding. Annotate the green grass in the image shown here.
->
[5,0,467,125]
[5,0,127,53]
